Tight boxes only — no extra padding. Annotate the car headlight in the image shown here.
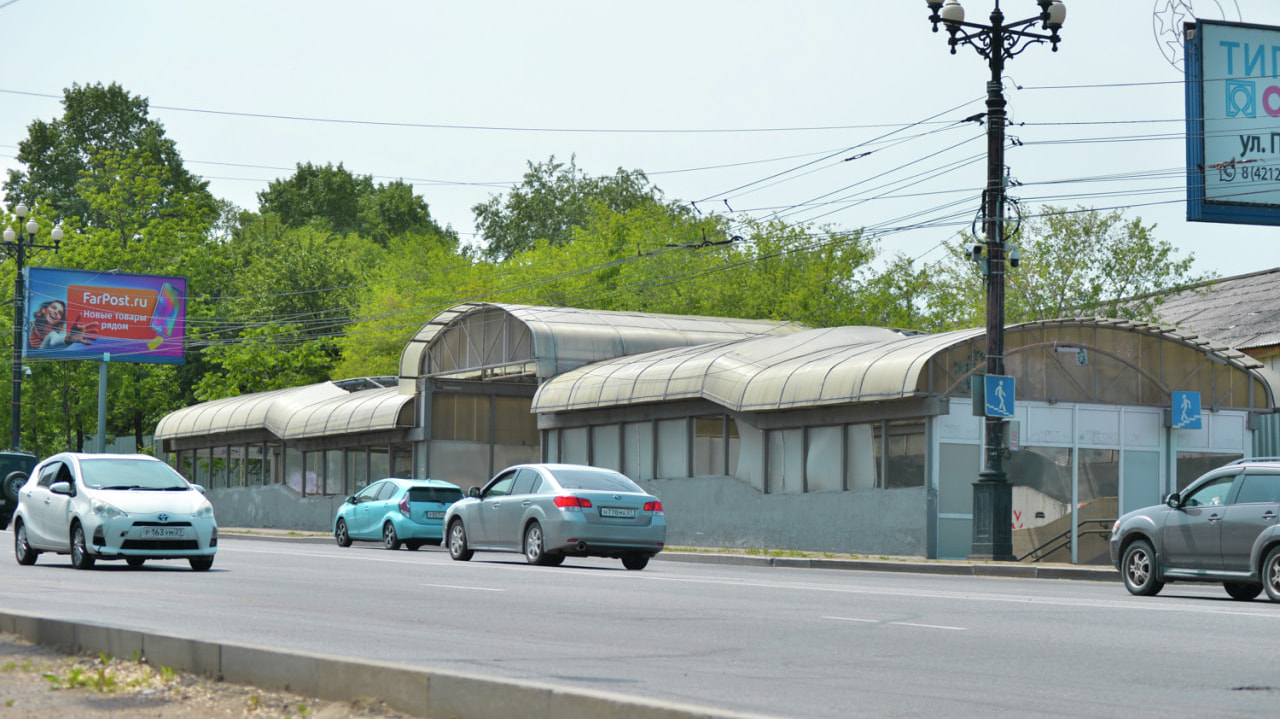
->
[91,499,127,519]
[193,500,214,519]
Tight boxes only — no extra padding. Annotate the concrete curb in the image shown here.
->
[219,529,1118,583]
[0,610,777,719]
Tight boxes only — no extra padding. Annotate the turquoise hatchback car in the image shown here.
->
[334,478,463,550]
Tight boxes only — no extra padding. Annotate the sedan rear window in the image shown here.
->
[79,458,190,490]
[408,487,463,503]
[549,468,643,493]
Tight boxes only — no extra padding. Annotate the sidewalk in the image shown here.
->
[220,527,1119,583]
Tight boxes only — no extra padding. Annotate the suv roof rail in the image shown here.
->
[1227,456,1280,465]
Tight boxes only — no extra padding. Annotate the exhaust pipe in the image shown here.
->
[576,542,587,552]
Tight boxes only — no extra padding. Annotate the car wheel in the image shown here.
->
[405,540,422,551]
[334,519,352,547]
[447,520,472,561]
[1263,545,1280,602]
[621,553,650,571]
[1120,539,1161,596]
[189,556,214,572]
[1224,581,1262,601]
[126,558,146,568]
[13,520,37,566]
[2,471,27,502]
[383,522,401,550]
[70,523,95,570]
[524,522,551,566]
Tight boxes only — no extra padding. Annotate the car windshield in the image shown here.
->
[79,458,191,491]
[407,486,463,503]
[548,468,643,493]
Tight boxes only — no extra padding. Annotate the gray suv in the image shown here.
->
[1110,458,1280,601]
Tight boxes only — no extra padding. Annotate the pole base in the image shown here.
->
[969,474,1015,561]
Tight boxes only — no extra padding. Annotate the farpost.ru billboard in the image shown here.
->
[1186,19,1280,225]
[24,267,186,365]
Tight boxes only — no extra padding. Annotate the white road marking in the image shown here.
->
[823,616,966,631]
[421,583,504,592]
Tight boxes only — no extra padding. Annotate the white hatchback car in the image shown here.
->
[12,453,217,571]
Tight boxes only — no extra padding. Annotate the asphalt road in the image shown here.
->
[0,533,1276,719]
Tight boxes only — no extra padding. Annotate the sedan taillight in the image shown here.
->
[399,496,411,517]
[644,500,663,513]
[554,495,593,510]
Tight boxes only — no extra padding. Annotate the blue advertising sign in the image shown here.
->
[1186,20,1280,225]
[1172,391,1202,430]
[24,267,186,365]
[985,375,1015,418]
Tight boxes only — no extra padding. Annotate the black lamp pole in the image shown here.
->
[3,204,62,451]
[926,0,1064,560]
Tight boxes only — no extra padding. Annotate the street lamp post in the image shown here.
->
[925,0,1065,560]
[2,204,62,451]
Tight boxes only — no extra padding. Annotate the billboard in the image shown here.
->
[24,267,186,365]
[1186,20,1280,225]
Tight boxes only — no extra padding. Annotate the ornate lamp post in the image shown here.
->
[2,204,62,451]
[925,0,1065,560]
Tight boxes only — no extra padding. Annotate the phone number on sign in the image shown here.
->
[1217,163,1280,183]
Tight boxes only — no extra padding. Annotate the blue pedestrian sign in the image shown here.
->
[1172,391,1202,429]
[985,375,1015,418]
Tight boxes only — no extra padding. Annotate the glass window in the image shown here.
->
[1077,448,1119,506]
[549,467,643,493]
[483,471,517,498]
[623,422,654,481]
[694,416,726,477]
[355,481,383,502]
[511,468,539,496]
[407,485,464,504]
[1234,472,1280,504]
[370,448,390,482]
[1184,474,1235,508]
[79,458,188,490]
[657,419,688,478]
[495,396,538,444]
[432,394,489,441]
[376,481,399,501]
[883,421,925,489]
[1176,452,1244,492]
[326,450,345,496]
[392,445,413,477]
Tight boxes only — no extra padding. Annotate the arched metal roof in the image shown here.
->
[155,380,414,442]
[397,302,805,393]
[532,318,1280,414]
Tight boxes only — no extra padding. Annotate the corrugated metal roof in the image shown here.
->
[1157,267,1280,351]
[155,383,413,442]
[533,318,1280,414]
[397,302,806,393]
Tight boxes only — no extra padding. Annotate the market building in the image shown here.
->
[155,302,1280,562]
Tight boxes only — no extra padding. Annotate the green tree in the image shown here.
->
[257,163,452,245]
[4,82,210,226]
[923,205,1210,331]
[472,155,676,260]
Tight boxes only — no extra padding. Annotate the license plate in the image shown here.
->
[141,527,186,538]
[425,511,445,519]
[600,507,636,519]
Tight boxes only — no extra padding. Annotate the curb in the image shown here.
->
[221,528,1119,582]
[0,610,777,719]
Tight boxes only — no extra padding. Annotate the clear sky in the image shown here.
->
[1,0,1278,280]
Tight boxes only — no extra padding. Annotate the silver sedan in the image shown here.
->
[443,463,665,570]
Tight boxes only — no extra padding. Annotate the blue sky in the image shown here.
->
[1,1,1278,279]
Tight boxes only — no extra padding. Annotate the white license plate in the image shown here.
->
[600,507,636,519]
[141,527,186,538]
[425,511,445,519]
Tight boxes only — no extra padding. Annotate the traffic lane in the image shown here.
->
[0,535,1276,719]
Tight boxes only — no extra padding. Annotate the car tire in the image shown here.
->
[1263,545,1280,602]
[126,558,146,568]
[447,520,473,561]
[13,520,37,566]
[405,540,422,551]
[189,556,214,572]
[383,522,401,550]
[1224,581,1262,601]
[1120,539,1161,596]
[334,519,352,547]
[621,553,650,571]
[70,523,95,570]
[524,522,551,566]
[2,471,27,502]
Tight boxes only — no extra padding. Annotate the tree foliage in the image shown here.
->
[472,156,678,260]
[5,82,211,226]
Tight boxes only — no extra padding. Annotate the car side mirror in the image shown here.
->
[192,484,206,494]
[1166,492,1181,509]
[346,495,356,504]
[50,482,73,496]
[469,486,481,498]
